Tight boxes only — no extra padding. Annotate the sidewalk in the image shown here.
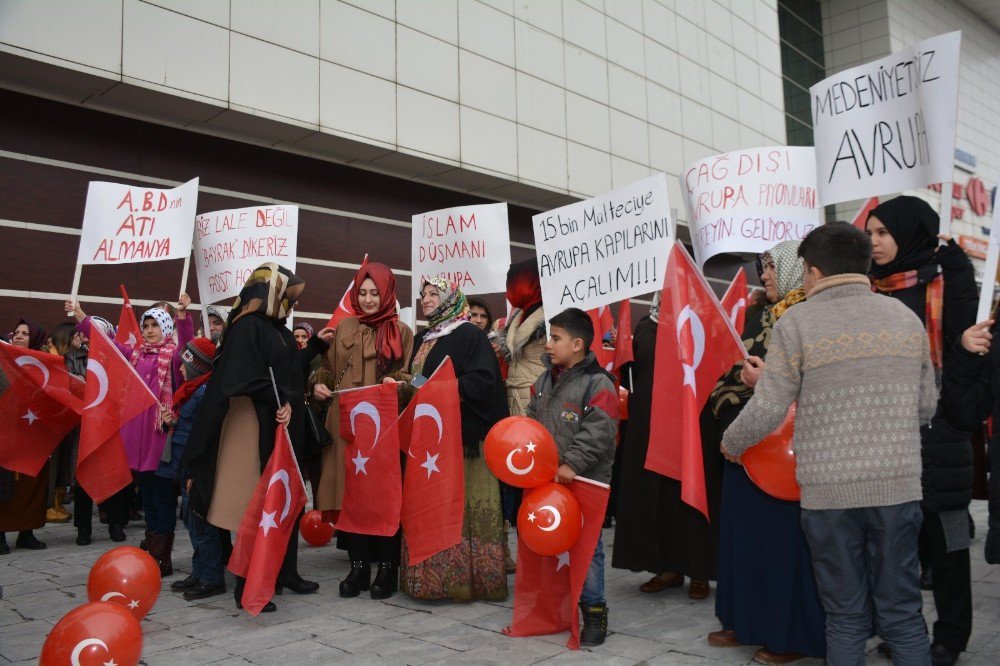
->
[2,500,998,664]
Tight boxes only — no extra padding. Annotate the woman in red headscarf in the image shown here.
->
[310,262,414,599]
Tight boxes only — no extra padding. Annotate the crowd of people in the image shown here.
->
[1,195,998,663]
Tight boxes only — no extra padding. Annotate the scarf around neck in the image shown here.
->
[872,265,944,368]
[131,339,177,411]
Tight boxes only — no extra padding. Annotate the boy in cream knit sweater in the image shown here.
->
[722,222,938,665]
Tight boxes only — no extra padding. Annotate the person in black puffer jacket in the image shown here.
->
[867,196,977,666]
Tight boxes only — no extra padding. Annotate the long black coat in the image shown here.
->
[941,336,1000,563]
[411,322,508,456]
[182,313,307,517]
[882,243,978,511]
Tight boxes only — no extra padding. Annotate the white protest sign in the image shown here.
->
[193,205,299,306]
[681,147,821,266]
[811,31,961,207]
[533,173,673,318]
[977,202,1000,323]
[77,178,199,265]
[411,203,511,305]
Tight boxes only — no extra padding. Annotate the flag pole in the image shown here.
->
[68,264,83,318]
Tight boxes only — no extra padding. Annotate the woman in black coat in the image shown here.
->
[182,262,318,613]
[867,196,978,664]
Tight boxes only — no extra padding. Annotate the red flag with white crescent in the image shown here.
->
[325,254,368,330]
[115,284,142,349]
[612,299,633,382]
[646,242,746,519]
[720,268,749,336]
[228,425,308,615]
[400,357,464,565]
[78,326,158,503]
[336,382,402,537]
[586,309,616,373]
[0,342,84,476]
[504,477,610,650]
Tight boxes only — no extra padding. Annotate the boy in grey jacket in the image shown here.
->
[722,222,938,665]
[527,307,620,646]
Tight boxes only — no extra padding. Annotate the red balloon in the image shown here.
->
[87,546,160,620]
[40,601,142,666]
[300,509,335,546]
[485,416,559,489]
[743,404,800,501]
[517,482,583,556]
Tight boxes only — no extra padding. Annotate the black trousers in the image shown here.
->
[73,484,130,530]
[342,530,401,564]
[924,508,973,652]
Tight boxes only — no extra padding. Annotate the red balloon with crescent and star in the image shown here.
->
[517,482,583,556]
[484,416,559,489]
[742,403,800,501]
[86,546,161,620]
[40,601,142,666]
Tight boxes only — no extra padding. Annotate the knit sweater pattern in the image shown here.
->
[722,274,939,510]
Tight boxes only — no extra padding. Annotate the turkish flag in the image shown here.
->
[400,357,464,565]
[228,426,308,616]
[336,383,402,537]
[612,299,633,382]
[586,308,616,373]
[851,196,880,231]
[115,284,142,348]
[325,254,368,330]
[78,327,158,503]
[0,342,85,476]
[504,477,610,650]
[720,268,749,336]
[645,242,746,519]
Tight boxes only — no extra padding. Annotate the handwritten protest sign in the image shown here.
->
[77,178,199,265]
[811,31,961,207]
[193,205,299,306]
[977,200,1000,323]
[682,147,820,266]
[411,203,511,304]
[533,173,673,318]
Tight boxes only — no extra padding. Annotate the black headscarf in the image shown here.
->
[867,195,939,279]
[11,319,48,351]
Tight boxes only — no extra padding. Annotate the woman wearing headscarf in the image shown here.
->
[493,259,547,570]
[182,263,318,613]
[867,196,977,665]
[0,320,52,554]
[292,322,315,350]
[707,240,826,664]
[73,295,194,574]
[45,322,83,524]
[611,288,722,601]
[309,262,414,599]
[398,278,509,601]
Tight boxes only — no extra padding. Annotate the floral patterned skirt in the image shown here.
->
[400,443,508,601]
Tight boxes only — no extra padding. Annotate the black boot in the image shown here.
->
[170,573,200,592]
[234,576,275,612]
[370,562,397,600]
[140,530,152,551]
[339,561,371,598]
[15,531,46,550]
[920,566,933,590]
[76,528,92,546]
[0,533,9,555]
[275,573,319,595]
[108,523,126,543]
[579,602,608,646]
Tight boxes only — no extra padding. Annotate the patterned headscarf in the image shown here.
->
[648,291,661,323]
[422,277,470,341]
[761,240,806,323]
[226,263,305,332]
[141,308,175,338]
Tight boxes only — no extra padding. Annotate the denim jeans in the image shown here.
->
[181,485,225,585]
[137,471,176,534]
[580,533,606,605]
[800,501,929,666]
